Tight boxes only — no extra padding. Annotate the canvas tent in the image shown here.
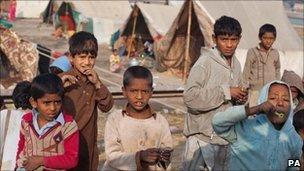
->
[16,0,49,18]
[118,2,180,57]
[198,0,303,77]
[154,0,213,80]
[164,0,303,78]
[43,0,132,44]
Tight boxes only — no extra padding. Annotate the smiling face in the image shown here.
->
[30,93,62,123]
[122,78,152,113]
[213,34,240,59]
[70,53,96,75]
[267,84,291,124]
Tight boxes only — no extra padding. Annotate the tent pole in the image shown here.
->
[183,0,192,83]
[127,7,139,60]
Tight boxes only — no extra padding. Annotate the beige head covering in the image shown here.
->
[281,70,304,97]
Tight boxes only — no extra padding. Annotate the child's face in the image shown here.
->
[70,53,96,75]
[290,86,299,100]
[212,34,240,58]
[122,78,152,112]
[30,93,62,122]
[260,32,275,50]
[267,84,291,124]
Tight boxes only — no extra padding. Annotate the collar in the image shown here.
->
[32,109,65,126]
[121,103,157,119]
[257,44,273,51]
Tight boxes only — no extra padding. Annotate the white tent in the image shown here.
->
[169,0,303,77]
[52,1,132,44]
[16,0,49,18]
[120,2,180,40]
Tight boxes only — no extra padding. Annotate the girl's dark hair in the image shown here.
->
[293,109,304,132]
[214,15,242,37]
[258,24,276,38]
[123,66,153,88]
[69,31,98,57]
[12,81,32,110]
[30,73,64,100]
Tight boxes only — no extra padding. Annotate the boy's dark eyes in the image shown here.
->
[43,100,62,104]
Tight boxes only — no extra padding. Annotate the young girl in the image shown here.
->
[1,81,32,170]
[16,73,79,170]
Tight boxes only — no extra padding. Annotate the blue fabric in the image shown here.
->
[213,80,303,170]
[50,55,71,72]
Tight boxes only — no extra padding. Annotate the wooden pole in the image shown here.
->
[127,7,139,60]
[183,0,192,82]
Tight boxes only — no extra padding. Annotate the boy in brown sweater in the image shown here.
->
[60,31,114,170]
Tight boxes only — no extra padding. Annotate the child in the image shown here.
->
[103,66,173,170]
[59,31,114,170]
[49,54,72,74]
[109,49,122,73]
[16,73,79,170]
[1,81,32,170]
[212,80,302,170]
[281,70,304,113]
[183,16,245,170]
[243,23,281,106]
[293,109,304,170]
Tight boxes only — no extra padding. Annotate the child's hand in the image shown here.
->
[230,87,247,101]
[158,147,173,162]
[258,101,276,115]
[24,156,44,170]
[83,68,101,88]
[140,148,160,165]
[61,74,78,88]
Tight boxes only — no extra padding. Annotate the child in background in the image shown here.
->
[243,24,281,106]
[109,49,122,73]
[293,109,304,170]
[212,80,302,170]
[49,54,72,74]
[16,73,79,170]
[103,66,173,170]
[59,31,113,170]
[281,70,304,113]
[0,81,32,170]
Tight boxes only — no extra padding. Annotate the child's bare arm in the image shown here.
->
[23,156,44,170]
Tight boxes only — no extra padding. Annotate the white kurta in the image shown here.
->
[102,109,173,171]
[0,109,24,170]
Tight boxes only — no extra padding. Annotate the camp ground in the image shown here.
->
[155,0,303,80]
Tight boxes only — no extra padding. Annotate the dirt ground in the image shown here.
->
[9,18,186,170]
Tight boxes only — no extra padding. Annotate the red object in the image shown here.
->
[52,51,64,58]
[60,15,76,31]
[16,112,79,169]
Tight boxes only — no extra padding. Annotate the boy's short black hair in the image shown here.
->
[49,66,64,75]
[293,109,304,132]
[214,15,242,37]
[69,31,98,58]
[258,24,276,38]
[12,81,32,110]
[30,73,64,100]
[123,66,153,88]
